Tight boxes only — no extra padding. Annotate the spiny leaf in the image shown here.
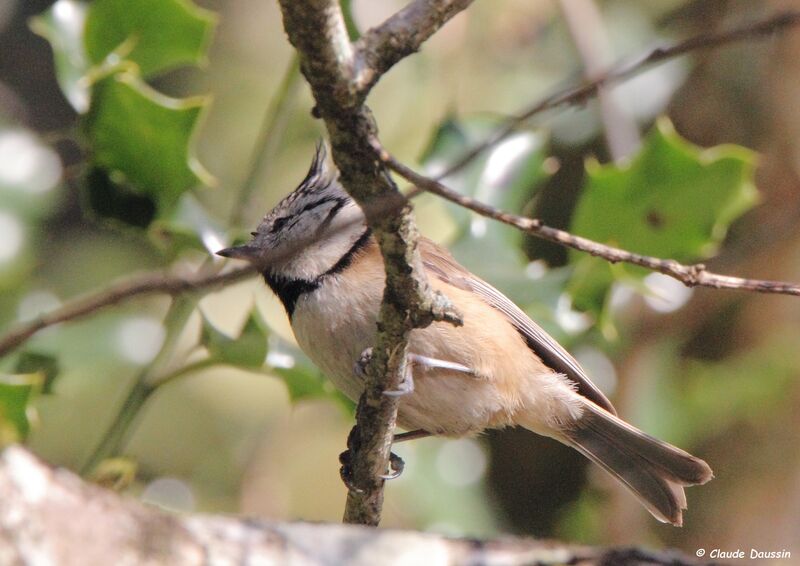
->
[151,193,226,254]
[266,338,351,411]
[569,118,758,315]
[84,0,216,78]
[84,71,211,215]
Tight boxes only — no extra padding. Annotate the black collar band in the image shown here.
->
[263,228,372,318]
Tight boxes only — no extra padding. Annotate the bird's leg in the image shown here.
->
[353,347,413,397]
[347,350,467,481]
[382,358,415,397]
[355,348,478,397]
[393,429,431,443]
[352,347,373,380]
[407,353,477,377]
[342,360,414,484]
[339,423,409,483]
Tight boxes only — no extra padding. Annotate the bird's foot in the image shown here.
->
[379,452,405,480]
[339,447,405,485]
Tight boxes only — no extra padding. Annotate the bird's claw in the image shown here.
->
[382,376,414,397]
[339,448,405,485]
[379,452,405,480]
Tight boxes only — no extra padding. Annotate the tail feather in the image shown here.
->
[559,401,713,526]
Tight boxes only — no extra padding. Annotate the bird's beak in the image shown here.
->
[216,244,261,262]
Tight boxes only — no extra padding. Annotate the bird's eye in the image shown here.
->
[272,216,290,232]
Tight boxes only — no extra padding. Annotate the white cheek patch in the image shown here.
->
[276,201,367,281]
[326,201,362,231]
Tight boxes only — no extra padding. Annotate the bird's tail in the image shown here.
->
[527,400,713,526]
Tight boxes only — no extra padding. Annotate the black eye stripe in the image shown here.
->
[270,196,348,234]
[299,194,343,214]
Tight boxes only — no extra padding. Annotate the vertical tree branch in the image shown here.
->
[277,0,463,526]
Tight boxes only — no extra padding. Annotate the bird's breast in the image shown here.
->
[291,267,384,402]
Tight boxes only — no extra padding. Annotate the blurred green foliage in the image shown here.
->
[201,310,268,369]
[0,372,41,445]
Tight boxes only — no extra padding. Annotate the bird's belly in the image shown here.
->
[291,283,376,403]
[290,282,514,436]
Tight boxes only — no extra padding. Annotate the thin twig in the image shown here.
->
[374,140,800,297]
[353,0,474,98]
[0,266,255,359]
[438,10,800,179]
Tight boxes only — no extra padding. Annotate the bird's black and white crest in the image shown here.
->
[217,142,371,314]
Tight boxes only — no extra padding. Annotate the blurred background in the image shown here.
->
[1,0,799,557]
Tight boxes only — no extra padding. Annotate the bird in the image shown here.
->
[217,143,713,527]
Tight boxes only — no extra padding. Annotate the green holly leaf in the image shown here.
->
[0,373,42,445]
[273,365,329,404]
[84,0,216,78]
[569,118,758,315]
[29,0,92,113]
[201,311,268,368]
[84,71,212,214]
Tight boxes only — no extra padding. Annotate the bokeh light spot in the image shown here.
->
[0,210,24,263]
[141,477,195,512]
[643,272,693,313]
[0,130,62,194]
[435,438,487,487]
[115,317,166,365]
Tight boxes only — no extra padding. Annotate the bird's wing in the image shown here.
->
[420,238,617,415]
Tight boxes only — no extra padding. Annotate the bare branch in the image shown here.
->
[440,10,800,179]
[374,140,800,298]
[0,266,255,359]
[278,0,461,527]
[0,446,711,566]
[353,0,474,97]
